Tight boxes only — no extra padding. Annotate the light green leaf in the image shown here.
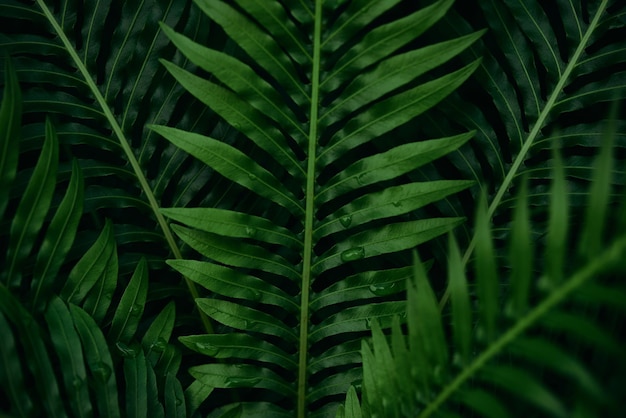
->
[2,117,58,288]
[196,298,298,342]
[60,219,116,305]
[172,225,301,281]
[316,133,474,204]
[189,363,294,395]
[70,303,120,418]
[169,260,298,312]
[165,373,186,418]
[180,333,296,369]
[150,125,303,216]
[32,159,84,309]
[162,207,302,250]
[109,257,148,343]
[44,297,92,418]
[194,0,308,106]
[448,233,472,366]
[123,349,148,418]
[141,301,176,359]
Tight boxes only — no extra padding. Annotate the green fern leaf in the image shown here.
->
[344,124,626,417]
[155,0,481,416]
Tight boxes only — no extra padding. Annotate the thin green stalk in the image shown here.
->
[36,0,213,334]
[297,1,323,416]
[439,0,609,310]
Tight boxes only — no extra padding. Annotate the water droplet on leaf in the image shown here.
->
[116,341,138,358]
[392,201,403,207]
[245,226,256,237]
[341,247,365,262]
[175,398,183,406]
[150,337,167,352]
[247,173,257,181]
[194,342,220,356]
[243,288,261,301]
[91,362,112,382]
[356,173,367,185]
[339,215,352,228]
[130,303,142,314]
[369,282,398,296]
[225,376,261,388]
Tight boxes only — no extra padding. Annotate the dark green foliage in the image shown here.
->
[339,130,626,417]
[0,0,624,417]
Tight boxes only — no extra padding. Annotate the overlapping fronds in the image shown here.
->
[154,0,481,416]
[0,0,225,324]
[339,124,626,417]
[412,0,626,249]
[0,61,195,417]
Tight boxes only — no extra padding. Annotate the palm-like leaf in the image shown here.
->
[154,0,481,416]
[339,129,626,417]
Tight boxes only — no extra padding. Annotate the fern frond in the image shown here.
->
[0,0,219,333]
[421,0,626,269]
[343,122,626,417]
[155,0,481,416]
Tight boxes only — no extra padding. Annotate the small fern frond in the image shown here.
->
[424,0,626,268]
[342,120,626,417]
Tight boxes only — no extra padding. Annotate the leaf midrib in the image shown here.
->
[440,0,610,308]
[297,1,322,416]
[35,0,214,334]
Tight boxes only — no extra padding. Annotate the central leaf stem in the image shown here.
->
[298,1,323,416]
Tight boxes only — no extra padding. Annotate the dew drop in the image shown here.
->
[340,247,365,262]
[369,282,398,296]
[392,201,403,208]
[150,337,167,352]
[225,376,261,388]
[130,303,142,314]
[339,215,352,228]
[91,362,112,382]
[247,173,257,181]
[115,341,138,358]
[356,173,367,185]
[72,378,85,389]
[245,226,256,237]
[243,288,262,301]
[175,398,183,406]
[194,342,220,356]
